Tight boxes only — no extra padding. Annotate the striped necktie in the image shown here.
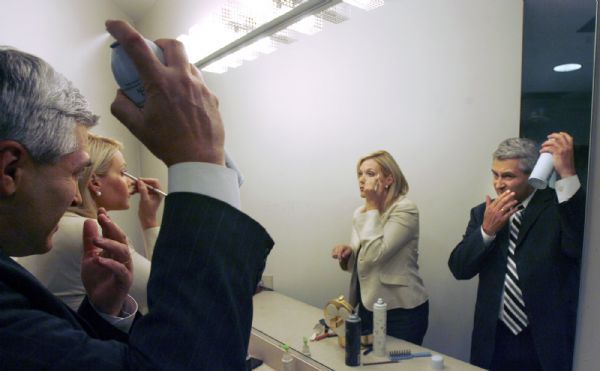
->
[500,205,527,335]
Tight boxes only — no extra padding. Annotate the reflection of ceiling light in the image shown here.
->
[553,63,582,72]
[177,0,384,74]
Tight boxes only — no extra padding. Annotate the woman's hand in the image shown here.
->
[363,176,386,211]
[134,178,163,229]
[332,245,353,270]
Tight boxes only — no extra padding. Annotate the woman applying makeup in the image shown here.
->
[19,133,163,313]
[331,150,429,344]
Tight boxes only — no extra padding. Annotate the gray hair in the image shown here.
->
[493,137,539,174]
[0,46,98,164]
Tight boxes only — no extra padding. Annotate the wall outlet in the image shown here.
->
[261,275,274,290]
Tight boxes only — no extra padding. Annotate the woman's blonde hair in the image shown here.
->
[69,133,123,218]
[357,150,409,211]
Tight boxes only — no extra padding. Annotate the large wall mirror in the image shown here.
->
[137,0,597,366]
[1,0,596,369]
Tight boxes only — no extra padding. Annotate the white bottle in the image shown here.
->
[282,344,295,371]
[529,152,555,189]
[373,298,387,357]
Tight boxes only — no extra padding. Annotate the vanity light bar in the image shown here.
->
[195,0,343,70]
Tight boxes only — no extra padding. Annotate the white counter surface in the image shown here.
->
[250,291,485,370]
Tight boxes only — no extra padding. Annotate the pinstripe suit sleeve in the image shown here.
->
[448,203,495,280]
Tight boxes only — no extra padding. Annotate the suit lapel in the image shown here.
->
[516,189,554,247]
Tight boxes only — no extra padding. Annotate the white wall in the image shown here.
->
[0,0,147,253]
[139,0,523,361]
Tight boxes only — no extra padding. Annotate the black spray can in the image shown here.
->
[345,314,361,366]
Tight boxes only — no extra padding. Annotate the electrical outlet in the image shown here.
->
[261,275,274,290]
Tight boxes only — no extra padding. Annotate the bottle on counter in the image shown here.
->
[301,336,311,357]
[282,344,295,371]
[373,298,387,357]
[345,313,361,366]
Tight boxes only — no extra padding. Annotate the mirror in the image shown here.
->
[186,0,596,365]
[5,0,592,367]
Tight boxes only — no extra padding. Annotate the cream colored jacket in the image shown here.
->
[18,212,159,313]
[345,196,428,311]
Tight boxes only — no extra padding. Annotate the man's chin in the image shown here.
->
[39,240,54,254]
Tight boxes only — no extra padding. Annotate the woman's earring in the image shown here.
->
[385,185,389,190]
[95,191,102,197]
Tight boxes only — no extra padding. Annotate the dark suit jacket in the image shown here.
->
[0,193,273,370]
[448,187,585,371]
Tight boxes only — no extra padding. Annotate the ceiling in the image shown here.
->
[111,0,597,93]
[522,0,596,93]
[111,0,158,24]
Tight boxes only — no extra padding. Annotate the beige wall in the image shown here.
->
[0,0,147,254]
[139,0,523,361]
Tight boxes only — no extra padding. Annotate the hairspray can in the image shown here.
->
[373,298,387,357]
[345,314,361,366]
[109,40,245,186]
[110,40,164,107]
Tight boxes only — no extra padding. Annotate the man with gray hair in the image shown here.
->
[449,133,585,371]
[0,19,273,370]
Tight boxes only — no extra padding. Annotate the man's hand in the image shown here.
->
[81,208,133,316]
[541,132,576,179]
[106,20,225,167]
[482,190,519,236]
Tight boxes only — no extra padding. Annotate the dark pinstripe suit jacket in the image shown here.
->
[448,187,585,371]
[0,193,273,370]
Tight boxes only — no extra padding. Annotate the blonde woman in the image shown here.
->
[331,150,429,344]
[19,133,163,313]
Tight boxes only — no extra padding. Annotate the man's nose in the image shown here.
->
[494,178,504,189]
[71,186,82,207]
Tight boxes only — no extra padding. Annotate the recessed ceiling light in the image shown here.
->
[553,63,582,72]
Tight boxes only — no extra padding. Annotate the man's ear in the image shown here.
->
[0,141,27,197]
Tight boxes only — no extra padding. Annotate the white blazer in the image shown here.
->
[345,196,428,311]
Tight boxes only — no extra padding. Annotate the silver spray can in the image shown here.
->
[373,298,387,357]
[110,40,164,107]
[109,40,244,186]
[345,314,361,366]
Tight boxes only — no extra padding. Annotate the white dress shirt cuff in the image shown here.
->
[480,226,495,246]
[168,162,240,210]
[93,295,138,333]
[555,175,581,203]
